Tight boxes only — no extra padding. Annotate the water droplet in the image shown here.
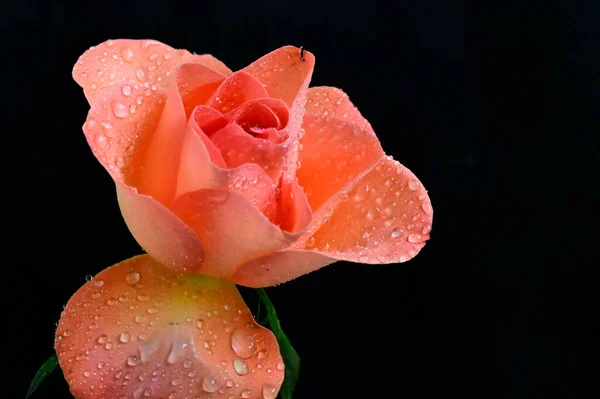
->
[257,349,268,360]
[143,388,152,397]
[276,362,285,371]
[127,355,139,366]
[171,378,180,386]
[233,359,248,375]
[83,370,91,378]
[112,101,128,118]
[94,133,108,149]
[391,228,402,239]
[63,329,72,337]
[408,179,420,191]
[202,376,218,392]
[408,234,423,243]
[196,319,204,328]
[119,332,130,343]
[164,53,172,60]
[134,315,145,323]
[97,335,108,344]
[421,202,433,215]
[136,68,146,81]
[422,224,432,234]
[263,384,278,399]
[125,271,140,285]
[121,47,135,62]
[241,389,252,398]
[93,279,104,287]
[231,329,257,358]
[121,84,133,96]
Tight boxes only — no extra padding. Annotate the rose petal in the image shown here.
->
[305,86,373,132]
[116,182,204,273]
[135,83,188,204]
[73,39,230,104]
[207,71,270,114]
[169,189,302,280]
[227,98,290,139]
[82,80,167,185]
[232,249,335,288]
[55,255,283,399]
[297,114,384,211]
[243,46,314,108]
[243,46,315,183]
[176,63,226,118]
[306,155,433,263]
[209,124,288,182]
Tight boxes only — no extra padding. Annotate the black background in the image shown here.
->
[3,0,599,398]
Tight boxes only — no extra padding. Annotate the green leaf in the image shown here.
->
[27,354,58,398]
[256,288,300,399]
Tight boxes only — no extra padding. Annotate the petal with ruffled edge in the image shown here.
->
[73,39,231,104]
[55,255,284,399]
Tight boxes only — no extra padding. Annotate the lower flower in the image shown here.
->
[54,255,284,399]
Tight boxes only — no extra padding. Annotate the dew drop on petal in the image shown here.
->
[121,84,133,96]
[112,101,128,119]
[119,332,130,343]
[231,329,257,359]
[233,359,249,375]
[202,376,218,392]
[408,179,420,191]
[262,384,278,399]
[125,271,140,285]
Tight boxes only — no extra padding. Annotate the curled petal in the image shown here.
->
[54,255,284,399]
[207,71,270,114]
[73,39,230,104]
[116,182,204,273]
[307,156,433,264]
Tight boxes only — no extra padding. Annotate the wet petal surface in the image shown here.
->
[55,255,284,399]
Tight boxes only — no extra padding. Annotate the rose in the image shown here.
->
[75,39,433,287]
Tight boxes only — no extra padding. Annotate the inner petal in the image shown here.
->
[207,71,270,114]
[227,98,290,140]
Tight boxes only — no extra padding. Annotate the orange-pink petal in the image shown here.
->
[116,182,204,273]
[243,46,314,108]
[207,71,270,114]
[209,124,288,182]
[168,189,302,280]
[305,86,373,132]
[307,155,433,263]
[73,39,230,104]
[297,113,384,212]
[55,255,284,399]
[176,63,226,118]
